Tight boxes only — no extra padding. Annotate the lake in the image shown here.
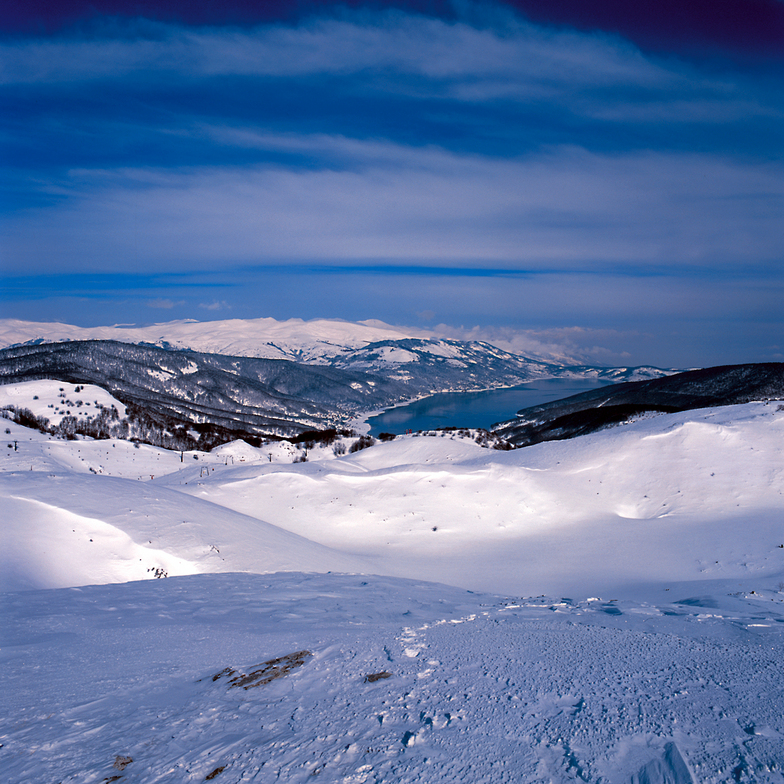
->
[366,378,612,436]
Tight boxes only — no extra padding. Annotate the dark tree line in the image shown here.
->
[2,400,361,454]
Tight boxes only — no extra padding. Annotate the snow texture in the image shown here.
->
[2,573,783,783]
[1,393,783,782]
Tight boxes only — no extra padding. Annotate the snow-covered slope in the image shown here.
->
[2,572,783,784]
[3,400,782,597]
[0,379,127,427]
[2,400,783,783]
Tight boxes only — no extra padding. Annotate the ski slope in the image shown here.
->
[2,397,783,782]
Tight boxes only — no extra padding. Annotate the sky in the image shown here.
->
[1,0,782,368]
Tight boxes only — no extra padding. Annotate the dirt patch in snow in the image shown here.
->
[113,754,132,770]
[209,650,312,690]
[364,671,392,683]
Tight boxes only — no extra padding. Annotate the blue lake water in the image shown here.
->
[366,378,612,436]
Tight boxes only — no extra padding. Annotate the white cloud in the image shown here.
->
[4,142,780,274]
[4,10,768,131]
[147,298,184,309]
[0,12,681,95]
[199,300,232,311]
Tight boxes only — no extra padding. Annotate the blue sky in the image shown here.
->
[1,0,782,366]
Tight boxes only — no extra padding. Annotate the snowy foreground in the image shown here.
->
[2,397,784,782]
[3,572,783,784]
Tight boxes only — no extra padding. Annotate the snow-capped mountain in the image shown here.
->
[0,316,673,389]
[0,317,423,363]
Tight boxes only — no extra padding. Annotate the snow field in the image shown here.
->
[2,397,784,782]
[1,573,783,783]
[0,468,371,592]
[0,495,195,590]
[2,401,783,597]
[164,401,784,596]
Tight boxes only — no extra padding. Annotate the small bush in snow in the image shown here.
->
[349,435,375,453]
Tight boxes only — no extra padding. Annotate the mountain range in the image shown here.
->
[0,317,675,443]
[0,340,410,442]
[0,317,671,386]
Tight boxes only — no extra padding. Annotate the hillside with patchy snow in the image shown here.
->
[495,363,784,448]
[0,342,412,444]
